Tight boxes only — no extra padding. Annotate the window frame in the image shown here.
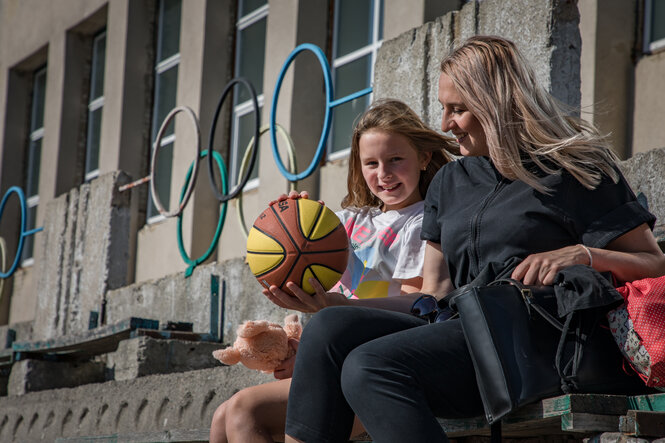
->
[147,0,182,225]
[229,1,268,191]
[644,0,665,53]
[22,65,48,267]
[327,0,383,160]
[84,29,107,183]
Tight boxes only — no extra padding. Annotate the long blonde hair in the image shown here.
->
[342,99,455,209]
[440,35,619,193]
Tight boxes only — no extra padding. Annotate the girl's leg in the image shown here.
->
[341,318,483,442]
[285,306,426,443]
[210,378,292,443]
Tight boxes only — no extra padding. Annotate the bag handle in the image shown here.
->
[489,278,567,332]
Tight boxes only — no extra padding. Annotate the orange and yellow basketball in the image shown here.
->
[246,199,349,295]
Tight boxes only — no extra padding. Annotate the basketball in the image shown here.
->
[246,198,349,295]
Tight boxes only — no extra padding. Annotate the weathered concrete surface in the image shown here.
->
[0,365,272,442]
[32,171,133,341]
[107,336,221,381]
[105,258,306,345]
[619,147,665,243]
[7,359,106,396]
[374,0,581,131]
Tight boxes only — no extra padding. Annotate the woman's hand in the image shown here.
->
[511,244,590,285]
[273,338,299,380]
[262,278,348,313]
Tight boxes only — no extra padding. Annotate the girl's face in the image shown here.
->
[438,73,489,157]
[358,130,430,212]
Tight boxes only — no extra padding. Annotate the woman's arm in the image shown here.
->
[263,241,454,313]
[511,223,665,285]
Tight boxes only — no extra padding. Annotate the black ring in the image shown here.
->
[207,77,260,203]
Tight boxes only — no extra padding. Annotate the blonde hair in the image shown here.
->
[440,35,619,193]
[342,99,455,209]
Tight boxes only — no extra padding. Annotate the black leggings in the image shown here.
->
[285,306,484,443]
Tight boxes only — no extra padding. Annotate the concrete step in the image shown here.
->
[0,365,273,442]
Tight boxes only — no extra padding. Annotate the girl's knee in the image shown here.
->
[340,348,379,400]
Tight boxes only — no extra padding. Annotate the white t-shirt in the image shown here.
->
[333,201,426,299]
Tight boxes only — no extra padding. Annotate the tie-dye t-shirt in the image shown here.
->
[332,201,426,299]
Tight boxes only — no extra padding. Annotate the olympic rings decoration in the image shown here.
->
[207,77,260,203]
[0,237,6,301]
[269,43,373,182]
[177,150,228,277]
[235,124,298,238]
[151,106,202,218]
[0,186,43,279]
[1,44,375,279]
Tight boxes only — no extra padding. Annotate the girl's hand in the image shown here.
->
[511,244,591,285]
[273,338,299,380]
[267,190,324,207]
[262,278,348,313]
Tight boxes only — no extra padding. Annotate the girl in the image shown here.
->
[283,36,665,443]
[209,99,455,442]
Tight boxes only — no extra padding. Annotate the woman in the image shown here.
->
[279,36,665,442]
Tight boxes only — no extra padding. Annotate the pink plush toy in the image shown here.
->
[212,314,302,374]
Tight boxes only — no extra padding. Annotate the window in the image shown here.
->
[229,0,267,190]
[84,29,107,182]
[147,0,181,222]
[645,0,665,53]
[329,0,383,158]
[22,66,47,265]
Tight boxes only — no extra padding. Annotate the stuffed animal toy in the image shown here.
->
[212,314,302,374]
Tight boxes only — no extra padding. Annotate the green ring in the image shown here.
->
[177,150,228,276]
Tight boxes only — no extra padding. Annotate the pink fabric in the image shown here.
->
[615,276,665,387]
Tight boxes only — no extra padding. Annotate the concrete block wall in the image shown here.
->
[619,148,665,244]
[31,171,134,341]
[374,0,581,131]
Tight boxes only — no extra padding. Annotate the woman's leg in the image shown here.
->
[285,306,426,443]
[341,318,484,442]
[210,378,292,443]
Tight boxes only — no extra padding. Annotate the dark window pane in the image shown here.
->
[158,0,181,62]
[26,138,42,198]
[334,54,371,99]
[236,18,266,102]
[234,108,261,183]
[331,56,371,152]
[335,0,373,58]
[652,0,665,43]
[152,66,178,140]
[85,107,102,176]
[21,205,37,261]
[239,0,267,16]
[147,139,173,218]
[31,68,47,131]
[91,32,106,100]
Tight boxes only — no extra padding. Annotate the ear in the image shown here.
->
[419,151,433,170]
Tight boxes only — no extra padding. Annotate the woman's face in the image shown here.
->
[438,73,489,157]
[358,130,429,212]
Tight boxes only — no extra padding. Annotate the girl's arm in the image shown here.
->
[511,223,665,285]
[264,241,454,313]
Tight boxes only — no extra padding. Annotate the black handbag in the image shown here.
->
[450,278,627,424]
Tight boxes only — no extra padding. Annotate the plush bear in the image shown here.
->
[212,314,302,374]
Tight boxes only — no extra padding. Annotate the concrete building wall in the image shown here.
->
[1,0,665,331]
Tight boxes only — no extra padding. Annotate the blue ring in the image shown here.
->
[0,187,29,278]
[270,44,373,181]
[270,44,333,182]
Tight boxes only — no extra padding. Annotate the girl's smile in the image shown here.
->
[359,130,430,212]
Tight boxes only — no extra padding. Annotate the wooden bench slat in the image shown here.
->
[620,410,665,437]
[628,393,665,412]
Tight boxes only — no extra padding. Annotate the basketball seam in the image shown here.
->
[269,204,302,289]
[246,226,286,254]
[297,200,323,241]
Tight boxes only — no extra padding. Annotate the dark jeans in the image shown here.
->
[285,306,484,443]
